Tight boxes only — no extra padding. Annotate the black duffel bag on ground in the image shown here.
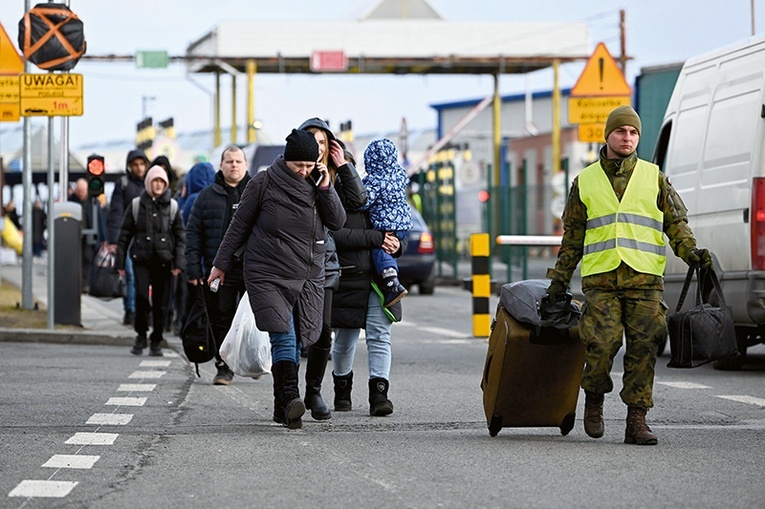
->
[667,264,738,368]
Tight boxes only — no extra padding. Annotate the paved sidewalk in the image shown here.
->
[0,258,140,346]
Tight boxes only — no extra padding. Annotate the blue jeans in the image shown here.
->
[123,256,135,313]
[332,290,392,379]
[269,314,301,364]
[371,231,405,275]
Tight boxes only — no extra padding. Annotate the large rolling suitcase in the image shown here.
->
[481,281,585,437]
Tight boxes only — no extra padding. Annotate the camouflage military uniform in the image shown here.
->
[546,147,697,408]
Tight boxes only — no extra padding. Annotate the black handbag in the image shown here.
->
[88,245,125,299]
[667,264,738,368]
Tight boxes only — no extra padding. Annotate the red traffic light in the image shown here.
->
[87,155,105,176]
[478,189,490,203]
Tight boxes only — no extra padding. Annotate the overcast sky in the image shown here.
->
[0,0,761,152]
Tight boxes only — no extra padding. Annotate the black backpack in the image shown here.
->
[181,285,216,376]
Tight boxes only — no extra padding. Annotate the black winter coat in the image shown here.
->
[185,171,251,281]
[324,161,367,290]
[213,156,346,346]
[115,190,185,271]
[332,209,403,328]
[107,171,145,244]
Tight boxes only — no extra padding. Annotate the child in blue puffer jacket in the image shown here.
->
[361,138,413,307]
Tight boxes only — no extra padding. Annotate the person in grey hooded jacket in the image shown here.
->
[209,129,346,429]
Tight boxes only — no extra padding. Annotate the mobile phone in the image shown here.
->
[309,165,323,186]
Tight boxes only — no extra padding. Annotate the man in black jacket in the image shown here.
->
[107,148,149,326]
[185,145,251,385]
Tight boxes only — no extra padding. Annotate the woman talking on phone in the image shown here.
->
[298,117,367,420]
[208,129,346,429]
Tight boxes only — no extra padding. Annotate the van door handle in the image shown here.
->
[744,208,750,223]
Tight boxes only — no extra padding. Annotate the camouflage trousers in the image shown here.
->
[579,289,667,408]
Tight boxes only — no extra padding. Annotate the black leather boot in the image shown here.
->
[304,346,331,420]
[271,360,305,429]
[368,377,394,416]
[333,371,353,411]
[130,335,147,356]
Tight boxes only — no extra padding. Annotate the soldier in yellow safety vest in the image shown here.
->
[545,105,712,446]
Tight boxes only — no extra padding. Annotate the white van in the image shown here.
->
[653,34,765,369]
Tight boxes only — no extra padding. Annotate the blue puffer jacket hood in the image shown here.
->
[185,162,215,195]
[363,138,401,177]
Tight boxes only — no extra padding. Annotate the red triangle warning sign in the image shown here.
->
[571,43,631,97]
[0,22,24,75]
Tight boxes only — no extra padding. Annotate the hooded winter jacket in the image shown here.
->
[115,189,185,271]
[212,155,346,346]
[107,149,148,243]
[181,162,216,224]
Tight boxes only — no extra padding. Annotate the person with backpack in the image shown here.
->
[116,166,185,357]
[185,146,251,385]
[107,148,149,326]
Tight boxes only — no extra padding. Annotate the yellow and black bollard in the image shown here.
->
[470,233,491,337]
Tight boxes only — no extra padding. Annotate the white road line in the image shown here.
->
[117,384,156,392]
[8,480,78,498]
[65,432,118,445]
[656,381,712,389]
[86,413,133,425]
[42,455,100,469]
[717,395,765,407]
[140,360,171,367]
[105,397,146,407]
[128,370,165,379]
[423,339,482,345]
[420,326,469,338]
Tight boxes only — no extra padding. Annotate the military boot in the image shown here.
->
[583,391,604,438]
[625,406,658,445]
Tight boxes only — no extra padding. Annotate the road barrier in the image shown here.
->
[468,234,564,337]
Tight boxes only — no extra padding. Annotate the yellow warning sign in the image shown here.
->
[578,123,606,143]
[571,43,631,97]
[0,23,24,76]
[568,95,631,124]
[19,73,83,117]
[0,75,20,122]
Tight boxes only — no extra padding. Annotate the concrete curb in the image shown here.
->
[0,328,142,346]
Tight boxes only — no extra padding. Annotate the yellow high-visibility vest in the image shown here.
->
[579,160,666,277]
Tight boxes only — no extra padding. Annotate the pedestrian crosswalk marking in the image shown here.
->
[42,455,100,469]
[65,432,119,445]
[128,370,166,379]
[105,397,147,407]
[420,326,468,338]
[140,360,171,367]
[656,381,712,389]
[8,480,78,498]
[717,395,765,407]
[118,384,156,392]
[87,413,133,425]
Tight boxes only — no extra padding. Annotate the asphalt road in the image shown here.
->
[1,284,765,508]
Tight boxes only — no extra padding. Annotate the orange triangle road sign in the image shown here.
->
[571,42,631,97]
[0,22,24,76]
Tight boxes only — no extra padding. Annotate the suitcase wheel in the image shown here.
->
[488,415,502,437]
[560,413,576,436]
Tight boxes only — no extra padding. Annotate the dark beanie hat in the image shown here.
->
[604,105,641,140]
[284,129,319,162]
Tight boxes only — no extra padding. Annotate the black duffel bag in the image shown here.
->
[667,264,738,368]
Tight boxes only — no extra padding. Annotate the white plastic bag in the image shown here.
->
[219,292,272,378]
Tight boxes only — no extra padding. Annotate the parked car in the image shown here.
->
[398,204,436,295]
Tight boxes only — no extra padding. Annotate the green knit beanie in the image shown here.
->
[604,105,641,140]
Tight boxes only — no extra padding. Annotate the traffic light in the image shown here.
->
[86,154,105,197]
[478,189,490,203]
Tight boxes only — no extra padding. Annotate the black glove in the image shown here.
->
[545,281,568,303]
[685,248,713,269]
